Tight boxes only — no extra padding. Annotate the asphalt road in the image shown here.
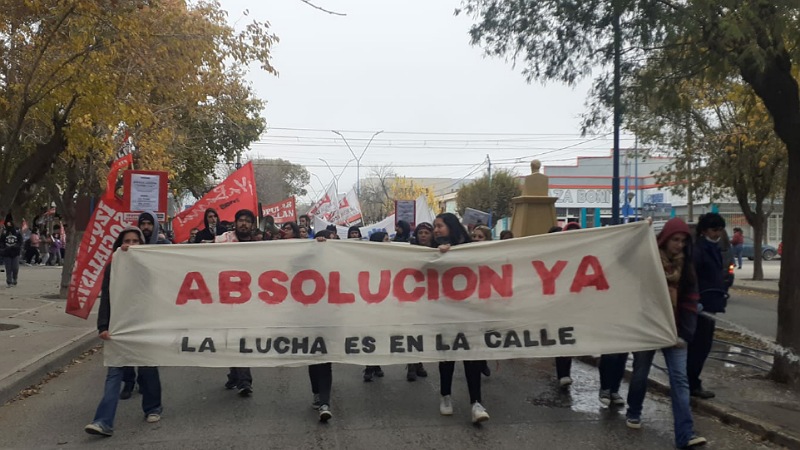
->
[723,290,778,339]
[0,349,778,449]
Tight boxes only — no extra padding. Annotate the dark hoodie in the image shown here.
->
[194,208,225,243]
[656,218,700,343]
[98,226,146,333]
[138,211,171,245]
[393,220,412,242]
[1,217,23,258]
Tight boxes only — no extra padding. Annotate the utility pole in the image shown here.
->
[611,0,622,225]
[332,130,383,197]
[487,154,493,228]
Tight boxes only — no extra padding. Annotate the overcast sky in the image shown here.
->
[218,0,634,203]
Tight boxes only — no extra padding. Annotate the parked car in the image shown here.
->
[741,237,778,261]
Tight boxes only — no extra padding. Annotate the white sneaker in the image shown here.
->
[471,402,490,423]
[439,395,453,416]
[318,404,332,422]
[146,413,161,423]
[611,392,625,406]
[559,376,573,387]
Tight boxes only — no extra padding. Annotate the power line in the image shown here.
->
[265,126,625,137]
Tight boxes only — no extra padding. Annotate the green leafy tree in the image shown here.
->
[456,169,521,225]
[458,0,800,385]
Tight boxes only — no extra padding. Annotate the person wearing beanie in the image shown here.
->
[688,213,728,399]
[214,209,257,395]
[325,224,340,239]
[85,226,163,437]
[1,214,23,287]
[347,226,362,240]
[620,218,707,448]
[411,222,434,247]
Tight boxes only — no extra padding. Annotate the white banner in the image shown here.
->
[105,222,677,367]
[330,188,362,225]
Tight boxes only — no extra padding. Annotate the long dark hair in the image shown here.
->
[282,221,300,238]
[434,212,472,247]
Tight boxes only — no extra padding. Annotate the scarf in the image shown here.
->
[660,249,684,310]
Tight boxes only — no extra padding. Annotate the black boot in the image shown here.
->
[120,382,134,400]
[406,364,417,382]
[416,363,428,377]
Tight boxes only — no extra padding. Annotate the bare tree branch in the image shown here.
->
[299,0,346,16]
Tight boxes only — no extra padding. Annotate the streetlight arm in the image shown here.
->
[332,130,358,161]
[359,130,384,160]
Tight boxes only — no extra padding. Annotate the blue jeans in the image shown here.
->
[92,367,162,430]
[627,347,695,448]
[733,244,743,268]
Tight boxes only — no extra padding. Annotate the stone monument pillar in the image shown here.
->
[510,160,558,237]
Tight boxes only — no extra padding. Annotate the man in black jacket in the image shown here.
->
[194,208,225,243]
[1,215,23,287]
[689,213,728,400]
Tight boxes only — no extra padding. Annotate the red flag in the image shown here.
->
[172,162,258,244]
[261,197,296,224]
[66,153,136,318]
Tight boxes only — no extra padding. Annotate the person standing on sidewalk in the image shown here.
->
[215,209,258,396]
[84,226,163,437]
[624,217,707,448]
[1,215,23,287]
[688,213,728,400]
[25,228,40,265]
[731,227,744,269]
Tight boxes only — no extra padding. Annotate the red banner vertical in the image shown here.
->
[171,162,258,244]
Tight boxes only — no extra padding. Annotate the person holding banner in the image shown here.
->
[281,221,300,239]
[309,230,335,422]
[216,209,259,395]
[194,208,225,243]
[405,223,433,382]
[432,213,490,424]
[85,227,163,437]
[393,220,412,242]
[622,218,707,449]
[362,232,389,382]
[347,226,362,240]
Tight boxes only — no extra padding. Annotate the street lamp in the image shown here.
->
[332,130,384,197]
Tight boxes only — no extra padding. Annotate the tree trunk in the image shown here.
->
[60,227,82,298]
[751,211,764,281]
[771,146,800,385]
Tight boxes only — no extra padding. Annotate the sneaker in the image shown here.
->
[559,377,573,388]
[224,380,238,390]
[439,395,453,416]
[599,389,611,406]
[238,384,253,396]
[84,422,113,436]
[318,404,332,422]
[374,366,384,377]
[146,413,161,423]
[406,365,417,382]
[626,417,642,429]
[481,362,491,377]
[311,393,322,410]
[611,392,625,406]
[416,363,428,378]
[363,367,374,382]
[690,388,715,399]
[471,402,490,423]
[682,435,708,448]
[120,383,134,400]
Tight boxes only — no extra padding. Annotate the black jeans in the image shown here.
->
[308,363,332,406]
[227,367,252,387]
[136,367,162,414]
[555,357,572,379]
[599,353,628,393]
[687,314,716,391]
[439,360,484,403]
[122,366,138,387]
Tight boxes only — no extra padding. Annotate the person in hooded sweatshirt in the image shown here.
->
[119,212,170,400]
[215,209,258,395]
[623,218,707,449]
[688,213,727,400]
[393,220,412,242]
[194,208,225,243]
[85,226,163,437]
[1,214,23,287]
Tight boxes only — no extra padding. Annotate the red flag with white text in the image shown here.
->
[172,162,258,244]
[261,197,296,224]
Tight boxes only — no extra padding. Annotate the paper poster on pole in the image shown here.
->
[462,207,491,227]
[122,170,168,218]
[395,200,416,228]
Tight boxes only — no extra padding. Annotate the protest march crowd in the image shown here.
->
[73,202,731,450]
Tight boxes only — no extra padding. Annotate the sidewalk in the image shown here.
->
[731,262,780,295]
[0,265,97,405]
[1,264,798,447]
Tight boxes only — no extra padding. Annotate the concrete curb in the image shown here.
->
[577,356,800,449]
[730,285,779,296]
[0,330,99,406]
